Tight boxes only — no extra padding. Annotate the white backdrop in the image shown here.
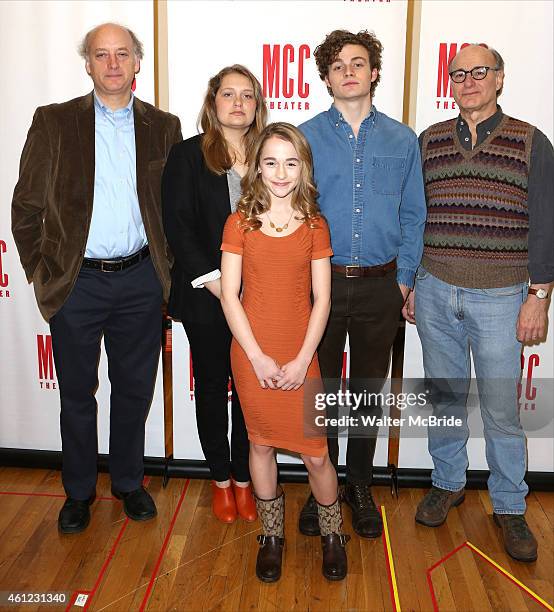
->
[400,0,554,472]
[0,0,166,457]
[168,0,409,464]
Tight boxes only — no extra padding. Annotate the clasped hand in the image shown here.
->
[250,353,284,389]
[250,353,309,391]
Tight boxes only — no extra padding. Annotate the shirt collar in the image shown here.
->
[93,91,134,117]
[329,103,377,127]
[457,105,503,137]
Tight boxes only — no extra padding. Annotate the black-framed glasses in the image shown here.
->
[449,66,499,83]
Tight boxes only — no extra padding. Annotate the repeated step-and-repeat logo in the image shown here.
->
[37,334,57,390]
[519,352,541,412]
[262,43,312,112]
[0,240,10,298]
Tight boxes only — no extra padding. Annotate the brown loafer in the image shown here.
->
[493,513,538,562]
[255,534,285,582]
[321,533,350,581]
[415,486,465,527]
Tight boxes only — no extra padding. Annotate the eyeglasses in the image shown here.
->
[449,66,499,83]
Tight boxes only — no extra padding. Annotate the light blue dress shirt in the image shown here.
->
[300,105,426,288]
[84,92,148,259]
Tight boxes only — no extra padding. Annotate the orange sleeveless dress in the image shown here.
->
[221,212,333,457]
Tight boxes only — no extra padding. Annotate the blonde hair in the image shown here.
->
[199,65,267,175]
[237,122,321,232]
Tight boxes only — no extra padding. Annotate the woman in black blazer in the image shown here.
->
[162,65,267,523]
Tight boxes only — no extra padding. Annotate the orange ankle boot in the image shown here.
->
[212,481,237,523]
[232,481,257,522]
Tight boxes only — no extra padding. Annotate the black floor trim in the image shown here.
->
[1,449,552,491]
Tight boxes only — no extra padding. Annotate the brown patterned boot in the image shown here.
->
[254,489,285,582]
[317,497,350,581]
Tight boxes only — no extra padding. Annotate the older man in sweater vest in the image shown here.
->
[405,44,553,562]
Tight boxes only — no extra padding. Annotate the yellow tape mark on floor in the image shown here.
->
[466,541,553,611]
[381,505,401,612]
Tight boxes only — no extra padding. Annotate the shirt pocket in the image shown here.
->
[372,156,405,196]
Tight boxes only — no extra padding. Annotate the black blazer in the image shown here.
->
[162,134,233,324]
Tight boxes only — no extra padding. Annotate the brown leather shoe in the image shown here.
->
[321,533,350,580]
[211,482,237,523]
[232,481,257,522]
[493,513,538,562]
[415,486,465,527]
[299,492,320,536]
[256,534,285,582]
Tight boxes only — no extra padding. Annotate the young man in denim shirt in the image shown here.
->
[299,30,426,539]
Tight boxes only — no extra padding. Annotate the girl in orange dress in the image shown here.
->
[220,123,349,583]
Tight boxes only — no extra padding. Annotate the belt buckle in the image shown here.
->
[100,260,118,272]
[345,265,359,278]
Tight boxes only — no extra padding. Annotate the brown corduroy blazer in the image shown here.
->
[11,92,182,321]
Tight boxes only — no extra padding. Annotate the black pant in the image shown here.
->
[318,269,404,485]
[50,256,162,499]
[183,319,250,482]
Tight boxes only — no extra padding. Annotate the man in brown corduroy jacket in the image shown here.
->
[11,22,182,534]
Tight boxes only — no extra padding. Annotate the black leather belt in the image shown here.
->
[331,259,396,278]
[81,245,150,272]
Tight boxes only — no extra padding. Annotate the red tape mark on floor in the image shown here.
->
[61,476,151,611]
[64,517,129,612]
[0,490,67,498]
[427,540,553,612]
[139,479,190,612]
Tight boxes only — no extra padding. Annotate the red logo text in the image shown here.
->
[518,352,540,411]
[0,240,10,298]
[37,334,57,389]
[263,43,311,112]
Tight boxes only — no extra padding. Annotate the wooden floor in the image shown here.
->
[0,468,552,612]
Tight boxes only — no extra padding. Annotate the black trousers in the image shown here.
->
[183,319,250,482]
[318,269,404,485]
[50,256,162,500]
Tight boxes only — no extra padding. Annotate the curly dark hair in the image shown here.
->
[314,30,383,98]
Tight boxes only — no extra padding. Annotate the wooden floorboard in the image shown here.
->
[0,468,552,612]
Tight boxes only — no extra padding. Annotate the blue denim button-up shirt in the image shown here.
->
[300,105,426,287]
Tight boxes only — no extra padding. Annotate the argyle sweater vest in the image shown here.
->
[421,115,535,288]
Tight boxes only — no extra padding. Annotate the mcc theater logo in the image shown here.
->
[262,43,311,112]
[0,239,10,298]
[37,334,57,389]
[519,352,541,412]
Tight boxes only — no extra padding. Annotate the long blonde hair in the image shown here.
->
[237,123,320,231]
[198,65,267,175]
